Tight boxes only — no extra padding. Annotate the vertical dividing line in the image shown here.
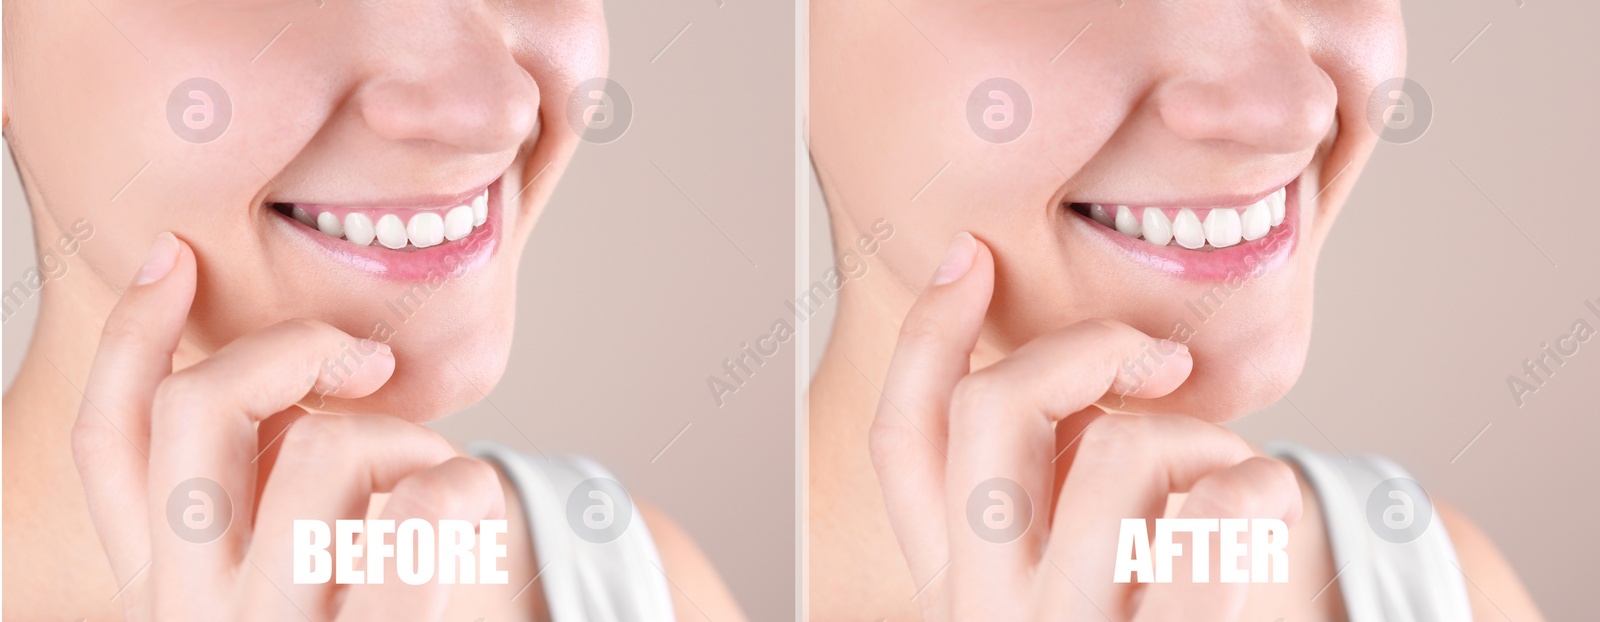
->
[794,0,811,619]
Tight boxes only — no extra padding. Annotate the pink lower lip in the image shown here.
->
[274,181,503,281]
[1068,178,1301,282]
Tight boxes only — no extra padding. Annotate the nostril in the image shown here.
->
[1155,46,1337,156]
[355,59,540,155]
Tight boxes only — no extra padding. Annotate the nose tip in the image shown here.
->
[357,45,540,154]
[1155,37,1337,155]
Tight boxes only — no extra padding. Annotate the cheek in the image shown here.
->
[514,3,610,119]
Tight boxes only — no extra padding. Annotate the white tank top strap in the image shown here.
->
[471,442,676,622]
[1266,440,1473,621]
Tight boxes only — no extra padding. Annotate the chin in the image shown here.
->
[315,314,516,423]
[1114,323,1312,423]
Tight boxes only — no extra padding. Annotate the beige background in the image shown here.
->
[805,0,1596,617]
[4,0,797,618]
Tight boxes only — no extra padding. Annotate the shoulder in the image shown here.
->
[637,500,748,622]
[1436,501,1546,621]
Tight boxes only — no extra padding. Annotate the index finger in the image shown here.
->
[868,231,994,596]
[72,232,196,587]
[941,320,1194,619]
[145,318,396,613]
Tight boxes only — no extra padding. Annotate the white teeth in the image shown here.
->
[1142,209,1173,246]
[1241,201,1271,241]
[444,206,475,241]
[472,192,488,226]
[287,188,491,249]
[292,207,316,228]
[1088,204,1115,228]
[1080,185,1290,251]
[316,211,344,238]
[1203,208,1242,248]
[406,212,445,248]
[1172,209,1206,249]
[375,214,408,249]
[1113,205,1142,238]
[1269,187,1286,226]
[344,213,375,246]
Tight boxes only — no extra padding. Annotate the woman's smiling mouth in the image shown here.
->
[274,188,490,250]
[1071,186,1287,250]
[1064,177,1303,281]
[268,179,504,281]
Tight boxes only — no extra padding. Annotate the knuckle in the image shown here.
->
[97,310,156,351]
[1257,457,1299,496]
[947,374,1009,439]
[151,373,207,415]
[278,414,348,459]
[457,457,508,519]
[867,414,919,475]
[1185,477,1254,518]
[397,420,456,458]
[1254,458,1304,519]
[948,373,1004,417]
[69,417,113,471]
[896,307,952,348]
[1183,458,1300,520]
[389,473,463,519]
[1077,414,1151,462]
[457,457,502,496]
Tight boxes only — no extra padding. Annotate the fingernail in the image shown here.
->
[134,232,180,285]
[1159,339,1191,357]
[361,338,393,357]
[932,231,977,285]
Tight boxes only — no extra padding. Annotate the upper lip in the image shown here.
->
[268,182,495,210]
[1063,175,1297,210]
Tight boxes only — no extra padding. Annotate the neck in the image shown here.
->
[806,209,1016,597]
[809,213,915,467]
[809,211,1011,468]
[2,202,132,616]
[6,208,122,472]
